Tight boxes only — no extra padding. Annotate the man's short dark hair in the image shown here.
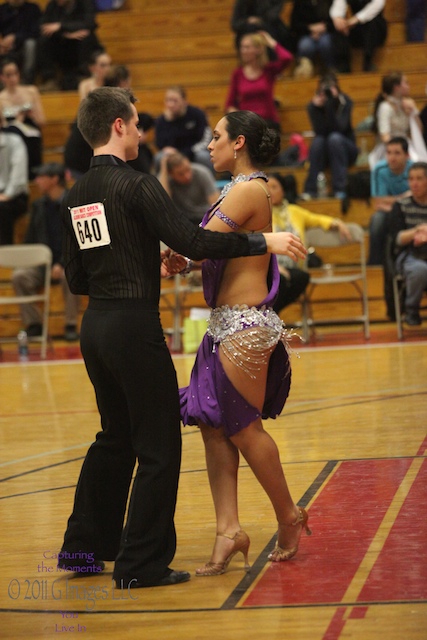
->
[166,85,186,100]
[386,136,409,154]
[33,162,66,186]
[409,162,427,178]
[77,87,137,149]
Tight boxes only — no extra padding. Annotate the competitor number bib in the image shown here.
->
[70,202,111,250]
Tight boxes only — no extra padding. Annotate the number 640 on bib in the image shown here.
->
[70,202,111,250]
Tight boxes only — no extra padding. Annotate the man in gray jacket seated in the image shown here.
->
[158,151,219,226]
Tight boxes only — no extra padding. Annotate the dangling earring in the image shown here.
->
[234,149,237,159]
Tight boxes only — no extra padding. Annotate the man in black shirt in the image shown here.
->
[59,87,305,589]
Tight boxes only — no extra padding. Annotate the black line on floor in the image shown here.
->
[0,457,84,484]
[219,460,338,610]
[1,598,425,617]
[0,484,76,500]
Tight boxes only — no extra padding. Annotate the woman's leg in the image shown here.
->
[218,341,301,550]
[198,423,242,564]
[231,419,301,551]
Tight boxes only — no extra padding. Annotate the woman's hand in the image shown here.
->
[160,248,188,278]
[331,219,352,241]
[402,97,418,116]
[264,232,307,262]
[332,16,349,35]
[258,30,277,49]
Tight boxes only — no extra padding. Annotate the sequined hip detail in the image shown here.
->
[207,304,292,379]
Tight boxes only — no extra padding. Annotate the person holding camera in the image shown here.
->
[302,72,358,200]
[0,57,45,178]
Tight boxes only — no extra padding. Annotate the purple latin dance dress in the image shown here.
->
[179,181,292,437]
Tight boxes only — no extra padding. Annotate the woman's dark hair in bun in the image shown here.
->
[224,110,280,167]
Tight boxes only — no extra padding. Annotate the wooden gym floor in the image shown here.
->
[0,327,426,639]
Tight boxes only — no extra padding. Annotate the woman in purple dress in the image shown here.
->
[179,111,311,576]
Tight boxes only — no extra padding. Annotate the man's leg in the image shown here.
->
[12,266,43,329]
[397,254,427,323]
[368,210,388,265]
[327,132,358,195]
[303,136,327,196]
[0,195,28,245]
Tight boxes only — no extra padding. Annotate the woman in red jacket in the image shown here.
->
[225,30,293,131]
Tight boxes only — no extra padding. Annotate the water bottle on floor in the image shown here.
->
[317,172,328,198]
[17,330,29,362]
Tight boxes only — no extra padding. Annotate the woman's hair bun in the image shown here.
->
[225,110,280,167]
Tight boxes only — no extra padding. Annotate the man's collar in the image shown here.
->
[90,154,128,168]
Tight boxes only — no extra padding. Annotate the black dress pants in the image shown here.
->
[61,300,182,586]
[273,269,310,314]
[332,15,387,71]
[0,193,28,245]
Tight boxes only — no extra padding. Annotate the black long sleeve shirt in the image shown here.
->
[0,1,41,45]
[307,93,355,142]
[61,155,267,302]
[40,0,97,33]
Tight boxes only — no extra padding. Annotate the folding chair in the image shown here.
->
[0,244,52,358]
[301,222,370,341]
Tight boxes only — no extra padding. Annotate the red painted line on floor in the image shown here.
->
[416,435,427,456]
[349,605,368,619]
[321,606,368,640]
[322,607,347,640]
[243,458,412,606]
[358,458,427,602]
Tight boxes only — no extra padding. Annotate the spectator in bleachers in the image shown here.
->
[369,136,413,320]
[154,85,212,172]
[64,64,154,178]
[389,161,427,326]
[78,49,111,101]
[225,30,293,132]
[37,0,102,91]
[302,72,358,199]
[157,151,220,226]
[369,136,412,266]
[268,172,351,314]
[0,124,28,244]
[0,57,44,178]
[406,0,426,42]
[230,0,293,53]
[329,0,387,72]
[104,63,131,89]
[289,0,335,78]
[369,72,427,169]
[0,0,41,84]
[12,161,80,340]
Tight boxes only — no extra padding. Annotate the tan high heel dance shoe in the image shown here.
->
[195,530,251,576]
[268,507,312,562]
